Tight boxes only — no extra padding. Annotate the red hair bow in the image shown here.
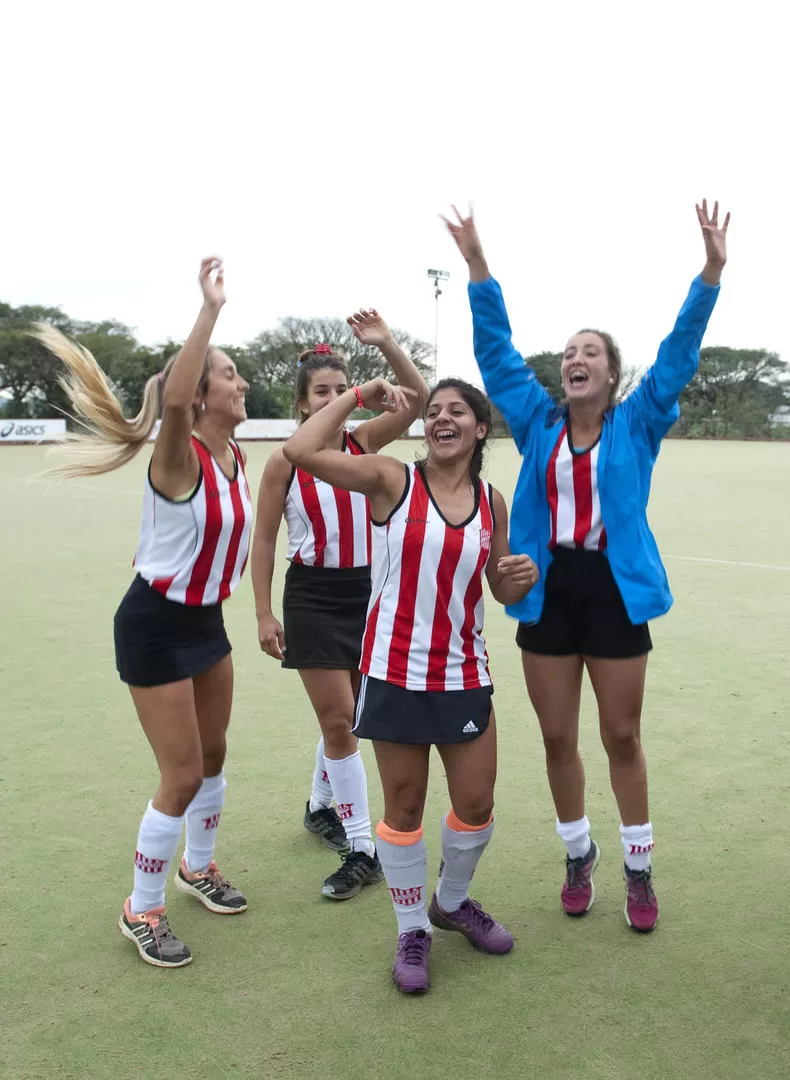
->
[314,343,332,355]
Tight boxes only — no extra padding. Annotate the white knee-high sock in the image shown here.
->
[375,822,431,935]
[556,816,592,860]
[324,751,374,856]
[184,772,227,873]
[130,801,184,913]
[436,810,494,913]
[309,736,334,812]
[620,822,653,871]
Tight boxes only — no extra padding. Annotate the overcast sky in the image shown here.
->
[3,1,786,385]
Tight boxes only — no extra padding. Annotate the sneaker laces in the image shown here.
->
[459,898,494,930]
[398,931,429,965]
[565,857,590,892]
[143,910,177,945]
[331,849,371,886]
[626,870,655,906]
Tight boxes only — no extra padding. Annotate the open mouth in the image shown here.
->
[567,370,589,388]
[433,429,460,443]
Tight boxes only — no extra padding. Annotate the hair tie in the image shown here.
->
[314,343,332,355]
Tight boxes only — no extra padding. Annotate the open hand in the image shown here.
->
[696,199,730,279]
[356,377,417,413]
[347,308,393,349]
[441,204,485,264]
[199,256,226,309]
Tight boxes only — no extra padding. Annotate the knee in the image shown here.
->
[161,766,203,814]
[201,739,226,777]
[450,796,494,828]
[384,791,425,833]
[318,708,354,751]
[542,728,578,765]
[601,723,641,764]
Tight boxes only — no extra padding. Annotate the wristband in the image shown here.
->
[353,386,364,409]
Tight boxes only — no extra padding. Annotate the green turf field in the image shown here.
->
[2,439,789,1080]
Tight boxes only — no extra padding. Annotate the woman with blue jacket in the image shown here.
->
[444,201,729,932]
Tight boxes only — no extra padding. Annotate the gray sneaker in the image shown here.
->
[321,849,384,900]
[174,859,248,913]
[119,898,192,968]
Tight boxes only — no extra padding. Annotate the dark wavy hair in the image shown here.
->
[294,347,347,422]
[422,378,492,484]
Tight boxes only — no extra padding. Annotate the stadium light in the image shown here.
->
[426,269,450,383]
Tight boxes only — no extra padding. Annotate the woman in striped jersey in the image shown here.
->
[251,311,428,899]
[35,258,253,968]
[283,376,538,994]
[444,201,729,933]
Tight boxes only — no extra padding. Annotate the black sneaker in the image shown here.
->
[321,849,384,900]
[303,800,348,852]
[119,898,192,968]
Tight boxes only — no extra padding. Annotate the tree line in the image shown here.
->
[1,301,788,438]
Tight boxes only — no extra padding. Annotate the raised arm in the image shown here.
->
[150,257,225,495]
[624,200,729,440]
[282,377,413,519]
[443,206,553,449]
[251,448,291,660]
[349,309,430,454]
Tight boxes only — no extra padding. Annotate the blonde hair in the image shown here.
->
[32,323,212,479]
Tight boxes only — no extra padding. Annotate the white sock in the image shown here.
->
[620,822,653,871]
[375,824,431,934]
[436,812,494,913]
[130,801,184,914]
[309,736,334,813]
[556,815,592,860]
[324,750,374,857]
[184,772,227,873]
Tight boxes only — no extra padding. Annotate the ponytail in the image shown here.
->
[32,323,162,478]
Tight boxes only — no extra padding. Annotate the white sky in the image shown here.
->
[3,1,787,386]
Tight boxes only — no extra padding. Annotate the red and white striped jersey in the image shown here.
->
[134,436,253,606]
[284,432,371,568]
[547,423,607,551]
[361,464,493,692]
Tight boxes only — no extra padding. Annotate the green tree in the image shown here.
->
[675,347,790,437]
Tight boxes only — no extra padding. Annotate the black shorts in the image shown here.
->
[282,562,371,670]
[516,546,652,659]
[114,575,231,687]
[353,673,493,745]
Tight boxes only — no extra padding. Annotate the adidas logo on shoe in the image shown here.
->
[462,720,479,734]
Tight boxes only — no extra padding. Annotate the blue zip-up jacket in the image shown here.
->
[468,274,720,626]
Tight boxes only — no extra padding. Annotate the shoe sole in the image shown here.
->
[118,918,193,968]
[174,872,248,914]
[321,869,385,901]
[393,977,430,994]
[563,843,601,917]
[303,819,349,853]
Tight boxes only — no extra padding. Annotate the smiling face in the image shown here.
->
[299,366,349,419]
[424,386,488,466]
[198,349,249,425]
[561,332,613,405]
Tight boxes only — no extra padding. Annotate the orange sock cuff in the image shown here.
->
[375,821,424,846]
[446,809,493,833]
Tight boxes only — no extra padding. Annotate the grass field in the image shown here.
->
[2,439,789,1080]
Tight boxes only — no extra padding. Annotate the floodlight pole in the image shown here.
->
[427,269,450,384]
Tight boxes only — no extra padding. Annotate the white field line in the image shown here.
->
[665,554,790,573]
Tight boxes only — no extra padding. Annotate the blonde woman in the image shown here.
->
[35,258,252,968]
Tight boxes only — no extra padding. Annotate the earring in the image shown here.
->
[201,402,207,411]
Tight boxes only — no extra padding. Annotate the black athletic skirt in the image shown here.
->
[353,673,494,745]
[515,546,652,658]
[282,562,372,670]
[114,575,231,687]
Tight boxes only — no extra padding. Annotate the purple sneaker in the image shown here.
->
[428,895,514,954]
[392,929,432,994]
